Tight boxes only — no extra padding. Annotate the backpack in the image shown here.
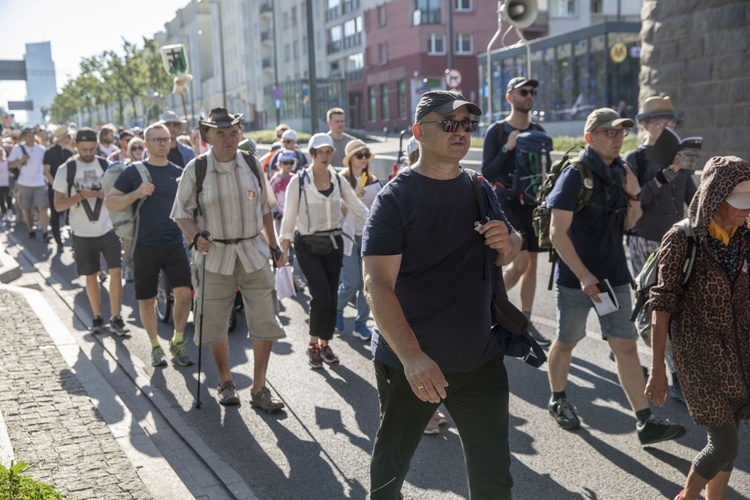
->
[101,161,152,242]
[193,151,264,218]
[630,218,698,340]
[531,145,593,251]
[492,123,553,205]
[466,169,547,368]
[66,156,109,196]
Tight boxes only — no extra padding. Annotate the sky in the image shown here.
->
[0,0,192,122]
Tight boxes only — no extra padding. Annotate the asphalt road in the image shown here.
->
[3,180,749,499]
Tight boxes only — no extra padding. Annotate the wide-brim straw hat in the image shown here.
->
[636,96,675,122]
[342,139,374,167]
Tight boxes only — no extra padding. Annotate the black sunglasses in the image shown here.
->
[280,160,295,165]
[419,119,479,133]
[354,151,371,160]
[131,146,144,151]
[516,89,537,97]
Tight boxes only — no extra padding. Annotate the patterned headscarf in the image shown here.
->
[688,155,750,240]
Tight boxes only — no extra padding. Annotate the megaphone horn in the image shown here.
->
[500,0,538,29]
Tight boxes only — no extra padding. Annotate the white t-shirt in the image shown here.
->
[98,143,119,157]
[52,159,113,237]
[7,143,46,187]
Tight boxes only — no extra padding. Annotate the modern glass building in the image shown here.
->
[479,21,641,127]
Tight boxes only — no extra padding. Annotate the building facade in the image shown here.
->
[23,42,57,125]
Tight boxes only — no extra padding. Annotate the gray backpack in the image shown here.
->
[101,161,151,243]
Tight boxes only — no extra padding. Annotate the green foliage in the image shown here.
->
[0,461,64,499]
[470,135,638,152]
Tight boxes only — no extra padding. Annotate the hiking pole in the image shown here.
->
[194,250,207,409]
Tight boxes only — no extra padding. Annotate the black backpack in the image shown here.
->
[65,156,109,196]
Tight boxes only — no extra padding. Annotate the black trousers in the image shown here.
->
[294,234,344,341]
[370,355,512,499]
[47,186,64,245]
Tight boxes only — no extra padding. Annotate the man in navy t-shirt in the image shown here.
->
[106,123,194,370]
[545,108,685,446]
[363,91,522,499]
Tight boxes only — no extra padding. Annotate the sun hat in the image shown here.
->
[198,107,242,141]
[636,96,676,122]
[342,139,373,167]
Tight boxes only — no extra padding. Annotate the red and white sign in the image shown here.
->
[444,68,462,89]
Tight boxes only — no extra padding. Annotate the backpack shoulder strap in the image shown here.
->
[193,155,208,218]
[495,120,507,148]
[569,157,593,213]
[66,158,77,197]
[133,161,151,184]
[96,157,108,173]
[239,151,263,186]
[674,218,698,284]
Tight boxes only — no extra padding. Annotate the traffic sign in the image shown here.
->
[610,42,627,64]
[444,68,462,89]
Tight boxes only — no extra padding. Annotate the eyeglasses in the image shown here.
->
[595,128,630,139]
[149,137,171,145]
[280,161,295,165]
[516,89,537,97]
[354,151,371,160]
[419,119,479,133]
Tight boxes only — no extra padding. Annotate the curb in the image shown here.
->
[0,241,21,283]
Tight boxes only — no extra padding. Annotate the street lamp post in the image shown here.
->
[305,0,319,132]
[216,2,227,108]
[272,1,281,126]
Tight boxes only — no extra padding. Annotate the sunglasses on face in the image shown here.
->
[131,146,144,151]
[419,119,479,133]
[354,151,371,160]
[280,161,295,165]
[516,89,537,97]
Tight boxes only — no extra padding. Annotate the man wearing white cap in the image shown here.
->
[158,110,196,168]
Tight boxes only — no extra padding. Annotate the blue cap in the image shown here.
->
[279,150,297,163]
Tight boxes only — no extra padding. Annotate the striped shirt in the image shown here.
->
[279,165,369,240]
[171,151,275,275]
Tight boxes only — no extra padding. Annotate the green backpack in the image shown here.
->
[531,145,593,250]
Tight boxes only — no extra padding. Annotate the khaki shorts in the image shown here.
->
[191,258,285,346]
[17,184,48,210]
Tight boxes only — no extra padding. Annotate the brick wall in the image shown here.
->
[639,0,750,163]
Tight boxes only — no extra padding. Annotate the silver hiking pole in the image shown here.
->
[194,251,207,409]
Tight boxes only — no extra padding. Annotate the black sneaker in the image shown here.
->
[636,414,686,445]
[528,322,551,346]
[308,344,324,369]
[28,231,36,239]
[89,316,105,334]
[320,344,339,364]
[109,316,130,336]
[42,232,53,242]
[548,397,581,430]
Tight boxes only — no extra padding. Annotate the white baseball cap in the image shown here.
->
[307,133,335,151]
[726,180,750,209]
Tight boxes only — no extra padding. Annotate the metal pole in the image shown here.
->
[305,0,319,132]
[217,2,227,108]
[486,2,503,122]
[447,0,454,71]
[272,1,281,127]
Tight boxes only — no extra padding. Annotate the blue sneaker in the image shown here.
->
[335,310,344,332]
[353,323,373,341]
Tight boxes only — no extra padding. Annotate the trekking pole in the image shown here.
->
[194,251,207,409]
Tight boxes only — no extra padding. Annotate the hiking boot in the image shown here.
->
[169,340,194,367]
[637,414,686,445]
[308,344,324,369]
[109,316,130,336]
[250,386,285,413]
[218,381,240,406]
[353,323,373,341]
[335,310,344,332]
[548,397,581,430]
[670,373,685,404]
[151,345,168,367]
[320,344,339,364]
[89,316,105,334]
[528,322,551,346]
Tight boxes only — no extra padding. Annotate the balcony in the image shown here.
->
[262,57,272,69]
[346,69,363,83]
[343,32,362,50]
[260,1,272,14]
[326,6,340,22]
[342,0,361,15]
[413,9,441,25]
[261,30,273,43]
[327,40,343,55]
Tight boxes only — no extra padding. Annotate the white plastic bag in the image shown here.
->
[275,265,295,300]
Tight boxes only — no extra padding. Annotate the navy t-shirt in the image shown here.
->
[362,168,506,373]
[113,161,184,247]
[546,148,632,288]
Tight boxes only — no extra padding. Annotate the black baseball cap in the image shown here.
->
[415,90,482,122]
[76,127,98,143]
[506,77,539,93]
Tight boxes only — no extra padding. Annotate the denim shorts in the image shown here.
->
[555,284,637,344]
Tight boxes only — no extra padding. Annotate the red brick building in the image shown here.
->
[349,0,545,132]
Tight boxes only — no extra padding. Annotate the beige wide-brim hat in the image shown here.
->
[53,126,70,143]
[342,139,374,168]
[636,96,675,122]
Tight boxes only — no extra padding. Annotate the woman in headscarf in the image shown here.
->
[647,156,750,500]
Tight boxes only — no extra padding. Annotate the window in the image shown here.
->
[456,33,473,54]
[398,81,407,119]
[291,6,298,26]
[379,43,388,65]
[369,86,377,121]
[454,0,472,12]
[284,44,291,62]
[550,0,577,17]
[378,4,387,26]
[283,12,289,29]
[414,0,441,25]
[428,34,446,55]
[381,84,390,121]
[293,40,299,59]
